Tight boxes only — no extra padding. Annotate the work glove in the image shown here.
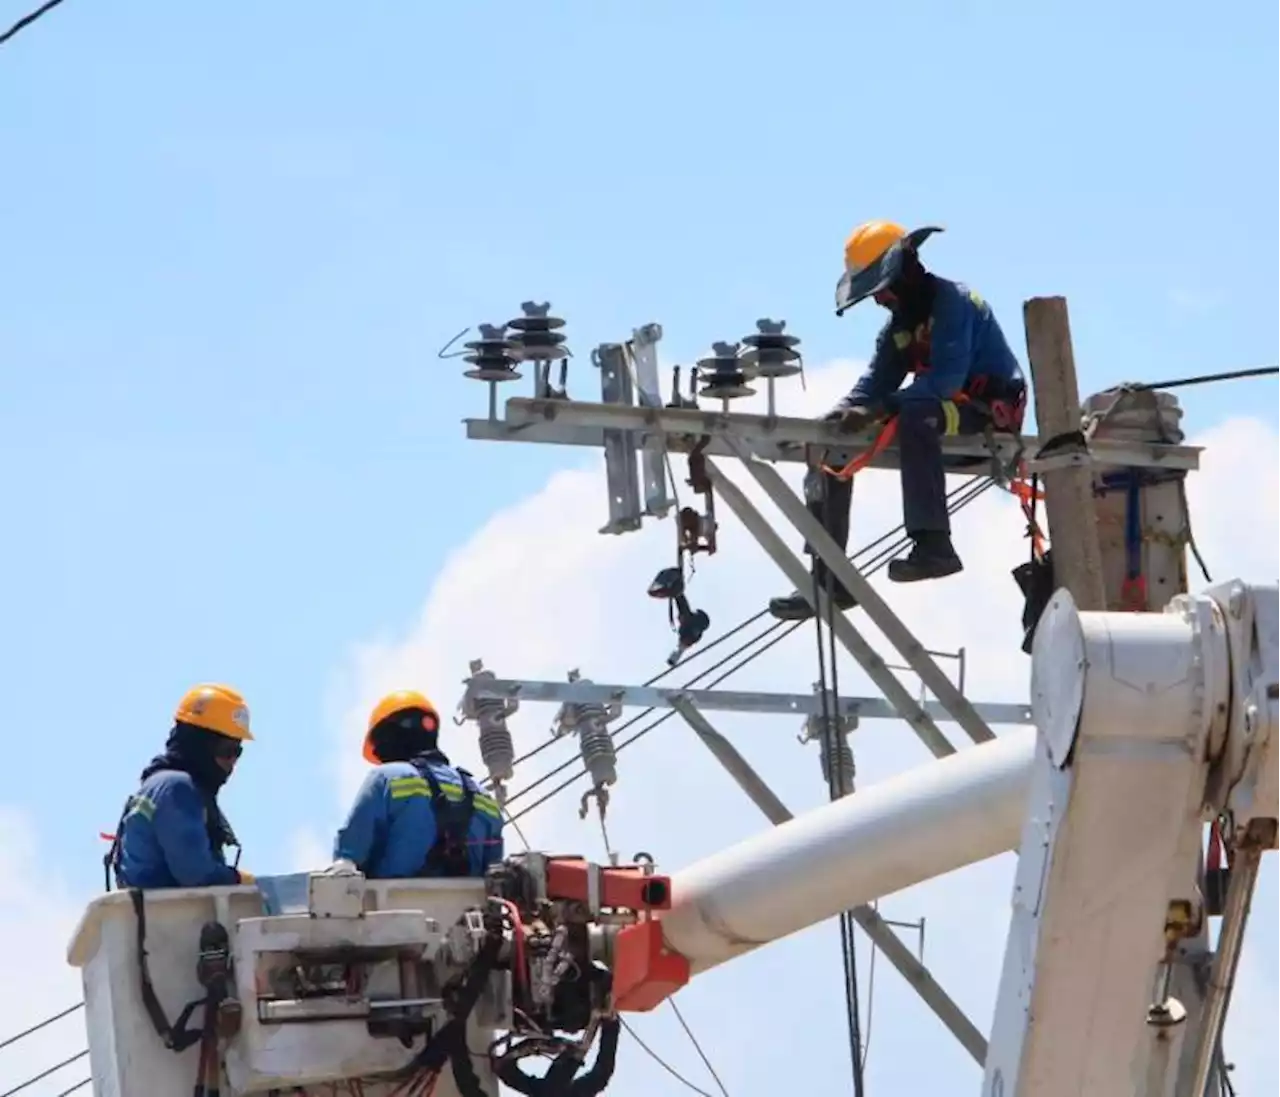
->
[236,870,256,884]
[323,858,360,876]
[827,405,880,435]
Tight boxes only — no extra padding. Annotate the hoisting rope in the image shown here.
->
[810,470,867,1097]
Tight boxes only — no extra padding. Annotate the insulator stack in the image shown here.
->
[819,728,856,797]
[578,718,619,789]
[740,318,803,379]
[462,323,523,383]
[552,670,621,790]
[457,659,519,798]
[696,341,755,400]
[506,301,569,363]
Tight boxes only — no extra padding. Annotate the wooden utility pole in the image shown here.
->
[1022,296,1108,612]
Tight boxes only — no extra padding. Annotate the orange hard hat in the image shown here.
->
[174,684,254,742]
[835,221,944,316]
[362,689,441,764]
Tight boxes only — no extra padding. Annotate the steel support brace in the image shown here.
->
[725,439,996,747]
[463,676,1033,726]
[670,696,988,1064]
[701,456,957,759]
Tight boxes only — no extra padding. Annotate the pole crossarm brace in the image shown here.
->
[468,397,1203,472]
[669,695,989,1065]
[467,677,1033,727]
[701,456,958,759]
[726,439,997,748]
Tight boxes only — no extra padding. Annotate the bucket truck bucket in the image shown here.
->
[66,874,506,1096]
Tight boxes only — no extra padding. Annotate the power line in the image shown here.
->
[668,1000,731,1097]
[619,1019,717,1097]
[52,1081,89,1097]
[505,473,997,823]
[0,0,66,47]
[0,1049,87,1097]
[0,1003,84,1051]
[1132,365,1278,392]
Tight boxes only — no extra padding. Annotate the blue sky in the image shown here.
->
[1,1,1277,1092]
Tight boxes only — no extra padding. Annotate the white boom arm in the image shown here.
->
[651,583,1277,1097]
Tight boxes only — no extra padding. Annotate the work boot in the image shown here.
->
[886,532,963,583]
[767,580,858,622]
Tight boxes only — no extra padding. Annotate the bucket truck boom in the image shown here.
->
[611,582,1278,1097]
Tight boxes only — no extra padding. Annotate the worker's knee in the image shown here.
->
[897,398,938,425]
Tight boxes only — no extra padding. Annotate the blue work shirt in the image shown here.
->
[836,278,1024,411]
[333,758,505,879]
[114,771,242,889]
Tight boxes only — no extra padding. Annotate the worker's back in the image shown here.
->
[334,754,504,879]
[929,277,1024,388]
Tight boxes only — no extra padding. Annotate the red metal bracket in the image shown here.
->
[543,856,672,912]
[611,918,690,1012]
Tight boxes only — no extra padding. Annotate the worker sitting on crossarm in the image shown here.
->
[769,221,1028,622]
[329,690,505,879]
[109,684,255,889]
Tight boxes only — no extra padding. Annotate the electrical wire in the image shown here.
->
[505,473,998,823]
[619,1019,717,1097]
[1130,365,1277,392]
[0,1049,87,1097]
[0,1003,83,1051]
[668,1000,731,1097]
[51,1082,89,1097]
[859,905,878,1074]
[0,0,65,46]
[812,476,866,1097]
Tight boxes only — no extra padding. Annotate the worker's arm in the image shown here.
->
[475,791,505,872]
[151,776,242,887]
[831,326,909,413]
[333,770,389,870]
[900,288,976,402]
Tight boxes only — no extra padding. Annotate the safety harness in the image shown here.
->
[410,758,481,878]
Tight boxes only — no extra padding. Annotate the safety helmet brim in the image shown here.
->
[834,226,943,316]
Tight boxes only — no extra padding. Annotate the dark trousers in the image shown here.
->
[802,398,991,567]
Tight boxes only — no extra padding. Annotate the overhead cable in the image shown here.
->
[0,1049,88,1097]
[0,1003,84,1052]
[506,473,997,822]
[619,1019,717,1097]
[668,1000,731,1097]
[0,0,66,47]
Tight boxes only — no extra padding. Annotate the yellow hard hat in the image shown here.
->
[363,689,441,764]
[835,221,944,316]
[174,684,254,742]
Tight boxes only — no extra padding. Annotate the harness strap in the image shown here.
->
[416,764,478,877]
[129,889,205,1052]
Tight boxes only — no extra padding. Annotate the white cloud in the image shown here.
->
[0,808,91,1097]
[315,363,1279,1095]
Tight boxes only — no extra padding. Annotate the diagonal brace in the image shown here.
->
[703,457,957,759]
[725,440,996,747]
[670,696,988,1064]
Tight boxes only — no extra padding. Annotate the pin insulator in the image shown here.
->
[506,301,570,363]
[463,323,523,382]
[697,341,754,399]
[740,318,802,379]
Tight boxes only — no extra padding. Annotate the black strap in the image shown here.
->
[415,763,477,878]
[129,889,207,1053]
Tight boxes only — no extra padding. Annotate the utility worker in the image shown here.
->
[329,690,505,879]
[769,222,1028,621]
[110,684,255,889]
